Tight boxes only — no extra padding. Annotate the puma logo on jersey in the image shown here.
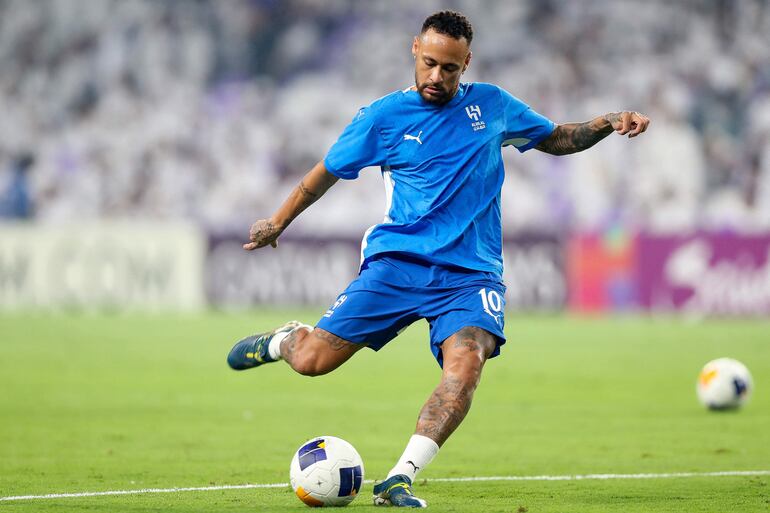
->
[403,131,423,144]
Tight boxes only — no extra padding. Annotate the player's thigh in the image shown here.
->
[316,258,421,352]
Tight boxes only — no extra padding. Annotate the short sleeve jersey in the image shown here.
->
[324,82,554,277]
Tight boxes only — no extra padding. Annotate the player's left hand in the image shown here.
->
[608,111,650,138]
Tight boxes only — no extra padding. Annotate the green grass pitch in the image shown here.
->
[0,311,768,512]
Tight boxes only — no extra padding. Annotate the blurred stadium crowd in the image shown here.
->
[1,0,770,234]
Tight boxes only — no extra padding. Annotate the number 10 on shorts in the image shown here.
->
[478,288,503,325]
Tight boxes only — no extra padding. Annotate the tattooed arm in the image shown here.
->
[535,111,650,156]
[243,160,339,250]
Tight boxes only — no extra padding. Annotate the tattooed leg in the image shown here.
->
[415,327,497,446]
[281,327,362,377]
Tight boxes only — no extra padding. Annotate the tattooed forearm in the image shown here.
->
[536,114,617,155]
[280,171,338,226]
[298,179,320,199]
[416,375,476,446]
[282,181,320,225]
[263,162,339,236]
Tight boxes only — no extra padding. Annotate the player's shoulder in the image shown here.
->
[369,88,415,111]
[465,82,504,94]
[356,88,413,123]
[465,82,519,103]
[461,81,505,99]
[467,82,531,115]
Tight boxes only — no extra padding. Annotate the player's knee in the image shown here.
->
[442,327,496,384]
[443,359,483,391]
[291,361,325,377]
[289,345,339,377]
[290,354,330,377]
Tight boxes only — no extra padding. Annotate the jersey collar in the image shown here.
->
[409,82,468,109]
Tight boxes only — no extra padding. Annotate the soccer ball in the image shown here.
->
[289,436,364,507]
[696,358,753,410]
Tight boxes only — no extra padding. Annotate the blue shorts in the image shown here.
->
[315,254,506,367]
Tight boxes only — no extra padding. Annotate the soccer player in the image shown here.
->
[228,10,649,508]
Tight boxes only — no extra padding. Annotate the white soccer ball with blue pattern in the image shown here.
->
[696,358,753,410]
[290,436,364,507]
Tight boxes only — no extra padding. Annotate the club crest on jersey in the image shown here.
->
[465,105,485,131]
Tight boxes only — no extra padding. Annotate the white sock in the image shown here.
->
[386,435,439,482]
[267,325,312,360]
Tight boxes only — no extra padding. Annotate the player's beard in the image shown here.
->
[415,73,452,105]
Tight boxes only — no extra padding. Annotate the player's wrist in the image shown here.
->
[270,216,289,231]
[600,112,621,132]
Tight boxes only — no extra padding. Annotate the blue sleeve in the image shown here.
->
[498,88,555,153]
[324,106,388,180]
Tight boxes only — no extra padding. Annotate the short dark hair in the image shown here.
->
[421,10,473,45]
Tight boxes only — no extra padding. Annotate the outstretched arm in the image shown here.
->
[535,111,650,156]
[243,160,339,250]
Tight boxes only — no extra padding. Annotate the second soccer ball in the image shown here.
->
[696,358,753,410]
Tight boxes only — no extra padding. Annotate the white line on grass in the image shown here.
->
[0,483,288,502]
[2,470,768,502]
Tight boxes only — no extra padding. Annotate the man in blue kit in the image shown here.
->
[228,11,649,508]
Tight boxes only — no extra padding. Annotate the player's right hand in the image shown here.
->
[243,218,282,250]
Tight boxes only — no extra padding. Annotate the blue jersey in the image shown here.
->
[324,82,554,277]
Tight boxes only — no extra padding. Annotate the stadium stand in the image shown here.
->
[1,0,769,233]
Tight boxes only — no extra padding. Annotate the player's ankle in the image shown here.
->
[386,434,439,482]
[268,324,312,360]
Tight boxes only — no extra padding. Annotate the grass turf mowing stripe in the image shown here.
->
[2,470,768,502]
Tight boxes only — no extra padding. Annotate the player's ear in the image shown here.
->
[412,36,420,58]
[462,51,472,74]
